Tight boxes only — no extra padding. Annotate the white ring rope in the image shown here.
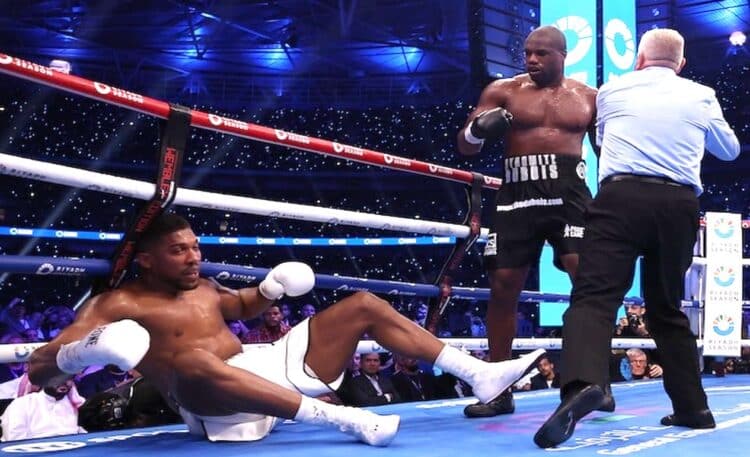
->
[0,152,489,240]
[3,339,750,364]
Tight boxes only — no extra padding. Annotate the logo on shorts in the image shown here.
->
[576,162,587,180]
[563,224,585,239]
[483,233,498,256]
[504,154,559,182]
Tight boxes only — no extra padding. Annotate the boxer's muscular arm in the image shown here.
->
[585,86,600,157]
[457,80,512,156]
[216,262,315,320]
[213,280,275,321]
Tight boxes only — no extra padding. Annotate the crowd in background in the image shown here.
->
[0,68,749,310]
[0,58,748,441]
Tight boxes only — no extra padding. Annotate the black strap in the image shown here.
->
[425,172,485,335]
[92,104,191,295]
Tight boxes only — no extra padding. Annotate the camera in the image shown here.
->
[627,314,641,328]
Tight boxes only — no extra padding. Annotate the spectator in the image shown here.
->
[226,320,249,341]
[614,304,650,338]
[1,298,31,335]
[334,353,362,406]
[529,355,560,390]
[624,348,663,380]
[613,304,662,369]
[346,352,401,406]
[241,305,291,343]
[516,311,534,338]
[0,379,86,441]
[391,354,443,402]
[279,303,293,327]
[25,312,45,341]
[21,328,42,343]
[41,306,75,340]
[0,333,28,384]
[411,302,429,327]
[469,313,488,337]
[14,372,42,398]
[300,303,317,320]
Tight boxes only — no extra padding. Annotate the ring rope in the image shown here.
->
[0,254,595,304]
[0,152,489,239]
[0,225,458,246]
[0,52,502,190]
[3,338,750,364]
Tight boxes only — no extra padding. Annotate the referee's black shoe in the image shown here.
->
[597,383,616,412]
[534,383,604,448]
[660,409,715,429]
[463,389,514,417]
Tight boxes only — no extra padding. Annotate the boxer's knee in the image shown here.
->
[350,291,392,320]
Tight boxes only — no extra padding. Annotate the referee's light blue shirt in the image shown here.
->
[596,66,740,195]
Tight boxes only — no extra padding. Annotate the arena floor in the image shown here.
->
[3,374,749,456]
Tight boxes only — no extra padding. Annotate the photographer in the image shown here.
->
[615,304,650,338]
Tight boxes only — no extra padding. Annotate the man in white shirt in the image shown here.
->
[1,379,86,441]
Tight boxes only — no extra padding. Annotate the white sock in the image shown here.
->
[433,345,485,387]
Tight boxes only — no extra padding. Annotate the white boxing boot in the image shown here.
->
[294,396,400,446]
[434,346,546,404]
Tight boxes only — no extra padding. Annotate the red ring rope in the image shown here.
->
[0,52,502,190]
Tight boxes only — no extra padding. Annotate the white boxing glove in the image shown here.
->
[56,319,150,374]
[258,261,315,300]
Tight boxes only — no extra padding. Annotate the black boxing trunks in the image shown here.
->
[483,153,592,271]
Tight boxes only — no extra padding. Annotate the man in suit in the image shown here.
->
[348,353,401,406]
[391,354,442,402]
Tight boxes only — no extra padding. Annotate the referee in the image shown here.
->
[535,28,740,448]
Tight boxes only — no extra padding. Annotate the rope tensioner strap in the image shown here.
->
[425,172,486,335]
[93,104,190,294]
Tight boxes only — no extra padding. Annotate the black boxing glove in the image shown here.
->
[465,107,513,144]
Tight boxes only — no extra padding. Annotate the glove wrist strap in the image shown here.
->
[56,341,83,374]
[464,124,485,145]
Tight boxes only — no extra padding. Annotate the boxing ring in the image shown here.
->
[2,376,750,456]
[2,53,750,454]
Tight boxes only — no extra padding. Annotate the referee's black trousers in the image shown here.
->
[560,178,709,414]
